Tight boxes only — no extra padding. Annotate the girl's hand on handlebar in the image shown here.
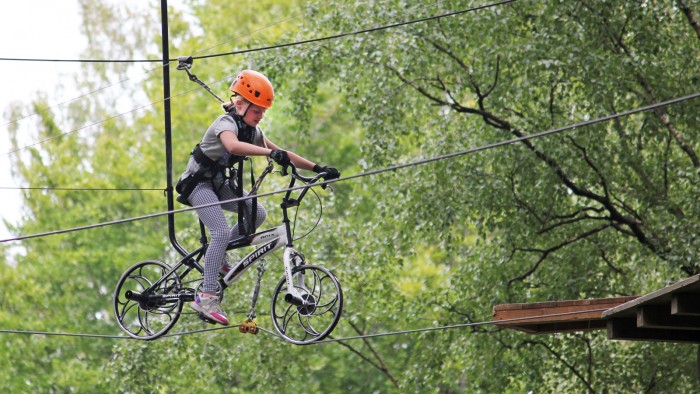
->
[270,149,291,175]
[270,149,291,166]
[313,164,340,180]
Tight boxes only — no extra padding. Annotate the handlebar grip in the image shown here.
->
[317,171,329,189]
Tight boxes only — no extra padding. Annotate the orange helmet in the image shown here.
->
[229,70,274,108]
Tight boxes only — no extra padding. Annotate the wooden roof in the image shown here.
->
[493,296,638,334]
[493,274,700,343]
[603,274,700,343]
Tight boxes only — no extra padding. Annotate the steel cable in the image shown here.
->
[1,91,698,243]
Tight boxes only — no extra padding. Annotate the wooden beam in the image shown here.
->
[604,275,700,318]
[637,304,700,330]
[608,317,700,343]
[493,297,636,334]
[672,293,700,316]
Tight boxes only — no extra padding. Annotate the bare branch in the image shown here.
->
[538,213,610,235]
[566,136,611,199]
[335,321,400,389]
[587,3,700,168]
[519,339,597,393]
[598,246,625,275]
[431,293,496,334]
[430,40,469,72]
[508,224,611,284]
[678,0,700,40]
[508,170,544,224]
[482,55,501,98]
[391,39,668,256]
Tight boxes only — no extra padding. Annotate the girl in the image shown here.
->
[177,70,339,325]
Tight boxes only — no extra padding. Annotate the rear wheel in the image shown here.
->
[271,265,343,345]
[113,260,183,340]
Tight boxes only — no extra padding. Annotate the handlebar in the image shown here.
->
[282,162,329,187]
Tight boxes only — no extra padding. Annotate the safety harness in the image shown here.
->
[175,111,261,236]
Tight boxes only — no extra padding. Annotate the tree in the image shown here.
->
[271,0,700,391]
[3,0,699,392]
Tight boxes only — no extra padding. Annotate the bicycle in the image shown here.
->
[112,162,343,344]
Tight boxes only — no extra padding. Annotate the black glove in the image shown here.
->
[313,164,341,180]
[270,150,291,166]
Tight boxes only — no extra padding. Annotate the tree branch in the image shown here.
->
[520,339,597,393]
[508,224,611,284]
[566,136,611,199]
[431,294,495,334]
[587,2,700,168]
[336,321,400,389]
[597,246,625,275]
[678,0,700,41]
[394,39,668,256]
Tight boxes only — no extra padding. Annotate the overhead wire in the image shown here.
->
[0,307,610,341]
[0,0,515,64]
[0,186,164,192]
[1,100,166,158]
[1,3,307,129]
[1,0,512,159]
[191,0,517,61]
[1,90,698,244]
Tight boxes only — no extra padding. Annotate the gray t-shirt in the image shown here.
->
[181,113,265,179]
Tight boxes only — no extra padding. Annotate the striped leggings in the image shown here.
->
[189,181,267,293]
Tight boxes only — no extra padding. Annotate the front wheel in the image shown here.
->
[113,260,183,340]
[271,265,343,345]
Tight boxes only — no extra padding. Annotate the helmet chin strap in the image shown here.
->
[237,102,252,123]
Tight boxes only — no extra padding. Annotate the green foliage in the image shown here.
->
[2,0,700,392]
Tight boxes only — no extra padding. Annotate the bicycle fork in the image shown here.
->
[283,247,307,306]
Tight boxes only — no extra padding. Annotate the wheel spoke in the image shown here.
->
[282,304,298,333]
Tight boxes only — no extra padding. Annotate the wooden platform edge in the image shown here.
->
[493,296,639,334]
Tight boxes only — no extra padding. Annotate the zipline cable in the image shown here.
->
[192,0,448,58]
[0,0,515,64]
[0,307,609,341]
[2,1,509,155]
[315,307,611,344]
[191,0,516,61]
[0,187,164,191]
[1,91,697,244]
[1,5,306,128]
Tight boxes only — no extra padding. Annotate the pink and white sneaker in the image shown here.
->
[191,293,229,325]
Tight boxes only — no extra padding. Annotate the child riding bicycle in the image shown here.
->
[176,70,340,325]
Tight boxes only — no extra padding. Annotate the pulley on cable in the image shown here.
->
[176,56,227,107]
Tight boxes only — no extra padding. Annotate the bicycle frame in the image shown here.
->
[221,225,287,286]
[138,164,322,307]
